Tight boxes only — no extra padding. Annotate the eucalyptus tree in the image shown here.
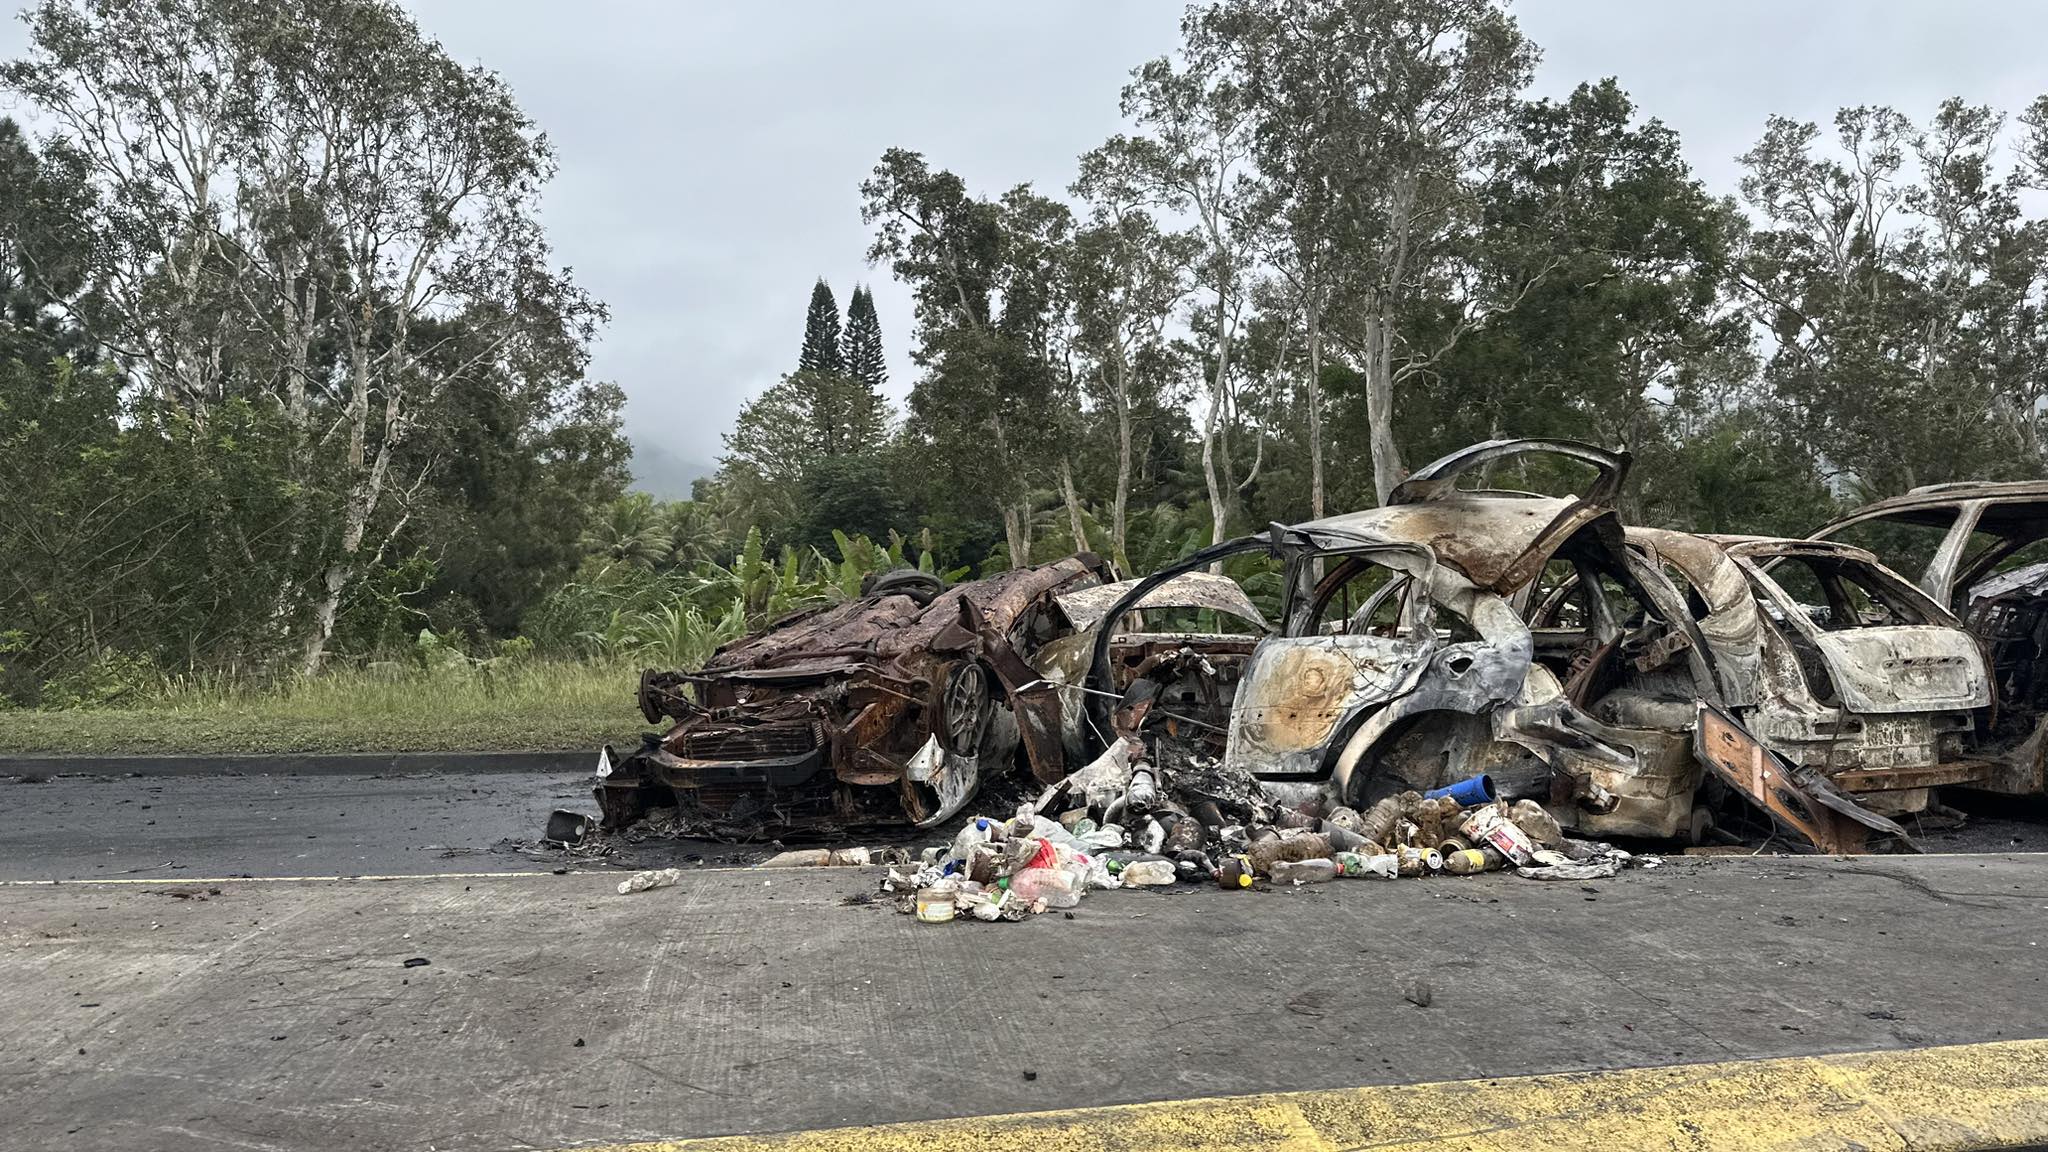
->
[4,0,602,672]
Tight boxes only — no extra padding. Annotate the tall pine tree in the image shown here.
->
[799,278,844,376]
[843,285,887,391]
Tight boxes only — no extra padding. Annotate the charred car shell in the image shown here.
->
[1086,439,1916,853]
[1627,530,1990,814]
[1814,482,2048,796]
[599,555,1116,835]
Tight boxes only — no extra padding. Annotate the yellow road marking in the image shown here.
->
[558,1039,2048,1152]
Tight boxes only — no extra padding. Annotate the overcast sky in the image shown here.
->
[7,2,2048,480]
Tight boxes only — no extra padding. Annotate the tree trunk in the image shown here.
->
[1306,295,1325,519]
[300,311,401,675]
[1364,302,1406,507]
[1060,457,1090,555]
[1202,290,1235,551]
[1003,504,1030,569]
[1112,368,1133,571]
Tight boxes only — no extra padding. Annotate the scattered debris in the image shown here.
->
[543,809,595,847]
[616,867,683,895]
[871,767,1660,925]
[758,847,878,867]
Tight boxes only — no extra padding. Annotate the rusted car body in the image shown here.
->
[598,560,1278,837]
[1086,439,1914,852]
[1813,482,2048,795]
[598,556,1116,835]
[1625,530,1990,815]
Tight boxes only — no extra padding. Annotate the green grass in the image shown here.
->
[0,659,653,756]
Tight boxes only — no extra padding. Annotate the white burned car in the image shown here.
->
[1086,439,1927,853]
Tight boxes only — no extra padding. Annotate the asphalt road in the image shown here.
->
[0,770,600,881]
[4,767,2048,882]
[4,856,2048,1151]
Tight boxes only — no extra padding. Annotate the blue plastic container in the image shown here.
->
[1425,774,1496,807]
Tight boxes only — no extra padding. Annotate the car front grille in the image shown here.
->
[678,722,823,761]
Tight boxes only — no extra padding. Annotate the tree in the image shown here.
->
[1202,0,1539,505]
[579,493,671,569]
[4,0,605,674]
[1737,101,2048,493]
[1092,37,1262,549]
[1061,176,1197,565]
[843,284,887,391]
[798,277,844,377]
[1409,82,1746,492]
[861,148,1070,566]
[713,276,892,533]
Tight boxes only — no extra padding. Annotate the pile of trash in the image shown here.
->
[878,739,1656,924]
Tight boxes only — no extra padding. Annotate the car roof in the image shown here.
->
[1822,481,2048,532]
[1055,571,1269,632]
[1300,494,1599,593]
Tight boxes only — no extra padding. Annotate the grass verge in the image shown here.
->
[0,659,651,756]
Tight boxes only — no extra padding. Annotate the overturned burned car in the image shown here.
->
[597,557,1274,836]
[1087,439,1920,854]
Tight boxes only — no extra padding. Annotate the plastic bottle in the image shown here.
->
[615,867,682,895]
[1010,866,1081,908]
[1269,858,1339,884]
[1358,796,1405,845]
[1332,851,1399,879]
[1120,858,1177,886]
[1322,823,1371,853]
[1509,799,1566,849]
[1245,833,1332,873]
[950,818,999,865]
[1443,848,1491,875]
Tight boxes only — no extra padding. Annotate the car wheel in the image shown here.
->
[941,661,991,756]
[1687,803,1714,846]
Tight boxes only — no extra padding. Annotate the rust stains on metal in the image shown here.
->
[1693,703,1914,854]
[597,555,1116,834]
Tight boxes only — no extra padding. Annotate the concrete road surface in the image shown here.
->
[0,770,598,880]
[4,854,2048,1150]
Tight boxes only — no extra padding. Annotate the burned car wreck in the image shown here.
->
[599,557,1111,835]
[1085,439,1917,854]
[598,556,1276,837]
[1814,482,2048,798]
[1625,530,1990,817]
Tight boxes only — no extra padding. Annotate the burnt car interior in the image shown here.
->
[1521,529,1710,732]
[1751,552,1958,724]
[1078,576,1273,776]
